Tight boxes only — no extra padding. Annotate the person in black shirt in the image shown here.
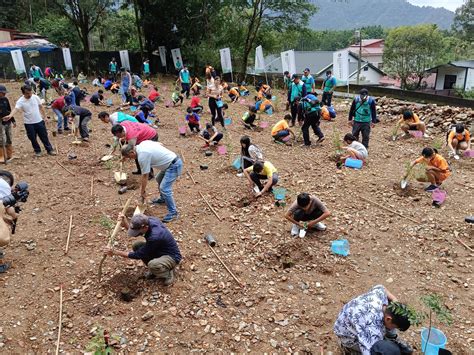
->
[0,85,15,162]
[90,90,105,106]
[64,106,92,141]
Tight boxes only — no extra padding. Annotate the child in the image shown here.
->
[90,90,105,106]
[148,85,160,102]
[103,79,113,91]
[242,106,258,129]
[92,75,102,87]
[257,83,271,100]
[185,107,200,133]
[64,106,92,142]
[259,93,273,113]
[110,82,120,94]
[240,135,263,169]
[271,114,294,143]
[285,192,330,237]
[243,160,278,197]
[171,87,184,106]
[191,77,202,95]
[0,85,15,162]
[190,93,203,114]
[51,96,69,133]
[409,147,451,192]
[399,110,428,138]
[77,71,87,83]
[341,133,368,163]
[447,123,470,158]
[199,123,223,147]
[228,87,240,103]
[239,83,249,96]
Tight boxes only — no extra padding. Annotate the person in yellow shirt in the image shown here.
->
[399,110,428,137]
[228,87,240,103]
[410,147,451,192]
[447,124,471,159]
[243,160,278,197]
[271,114,295,143]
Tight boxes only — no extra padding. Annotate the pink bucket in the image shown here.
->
[259,121,269,128]
[217,145,227,155]
[239,99,246,104]
[178,126,186,135]
[409,130,423,138]
[432,188,447,204]
[282,135,291,142]
[464,150,474,158]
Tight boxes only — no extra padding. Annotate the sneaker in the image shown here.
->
[291,224,300,236]
[57,129,63,134]
[64,127,71,131]
[132,171,141,175]
[162,213,178,223]
[424,184,438,192]
[253,186,260,194]
[236,173,243,178]
[151,197,165,205]
[0,262,11,273]
[317,136,325,143]
[313,222,327,231]
[164,269,176,286]
[35,152,42,157]
[47,151,57,156]
[82,138,90,142]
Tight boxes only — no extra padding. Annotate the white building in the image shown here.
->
[427,60,474,91]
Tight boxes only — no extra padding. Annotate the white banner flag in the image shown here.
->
[62,47,73,70]
[255,45,265,73]
[219,48,232,74]
[333,50,349,84]
[281,50,296,77]
[10,49,26,75]
[158,46,167,67]
[119,50,130,70]
[171,48,182,70]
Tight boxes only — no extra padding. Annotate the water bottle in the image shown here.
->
[331,239,349,256]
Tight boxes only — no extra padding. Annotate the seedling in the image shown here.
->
[432,138,443,151]
[85,327,119,355]
[420,294,453,354]
[104,160,114,170]
[332,127,342,154]
[387,301,425,327]
[96,215,115,232]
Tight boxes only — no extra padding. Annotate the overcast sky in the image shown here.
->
[407,0,464,11]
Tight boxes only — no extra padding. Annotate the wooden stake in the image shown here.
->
[56,160,75,176]
[186,167,197,184]
[208,243,244,287]
[359,195,420,224]
[180,150,186,164]
[55,285,63,355]
[457,238,473,252]
[199,191,221,221]
[65,215,73,254]
[98,196,134,281]
[90,175,94,196]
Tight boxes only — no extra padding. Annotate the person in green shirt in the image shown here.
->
[348,88,378,149]
[321,70,337,107]
[109,57,118,81]
[299,94,324,146]
[143,59,150,79]
[301,68,315,94]
[287,75,307,126]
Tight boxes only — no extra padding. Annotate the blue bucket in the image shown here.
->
[345,158,363,169]
[272,187,286,200]
[130,106,137,112]
[331,239,349,256]
[232,156,241,170]
[266,108,273,115]
[224,117,232,126]
[421,328,447,355]
[106,98,113,106]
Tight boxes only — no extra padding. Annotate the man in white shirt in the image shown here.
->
[121,141,183,223]
[5,85,55,157]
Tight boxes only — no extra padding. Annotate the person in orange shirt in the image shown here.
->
[257,83,271,99]
[228,87,240,103]
[447,124,471,159]
[271,114,294,144]
[410,147,451,192]
[259,94,273,113]
[399,110,427,137]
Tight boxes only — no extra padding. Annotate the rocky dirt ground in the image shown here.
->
[0,77,473,354]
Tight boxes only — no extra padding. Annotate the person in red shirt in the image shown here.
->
[50,96,69,133]
[111,121,158,176]
[148,85,160,102]
[190,93,203,114]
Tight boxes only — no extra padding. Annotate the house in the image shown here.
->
[0,28,45,43]
[262,51,334,75]
[427,60,474,91]
[348,39,384,69]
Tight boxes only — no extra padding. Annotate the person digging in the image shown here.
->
[102,213,182,285]
[243,160,278,198]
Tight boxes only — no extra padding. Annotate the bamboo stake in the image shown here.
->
[186,167,197,184]
[65,215,73,254]
[457,238,473,252]
[359,195,420,224]
[90,175,94,196]
[56,160,75,176]
[55,285,63,355]
[208,243,244,287]
[98,196,134,281]
[199,191,221,221]
[180,150,186,164]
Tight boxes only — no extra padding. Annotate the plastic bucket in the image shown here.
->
[259,121,269,128]
[232,156,241,170]
[178,126,187,135]
[266,108,273,115]
[130,106,137,112]
[409,130,423,138]
[224,117,232,126]
[239,98,246,104]
[272,188,287,201]
[345,158,363,169]
[282,135,291,142]
[331,239,349,256]
[421,328,447,355]
[106,98,113,106]
[217,145,227,155]
[464,149,474,158]
[271,95,277,101]
[432,188,447,204]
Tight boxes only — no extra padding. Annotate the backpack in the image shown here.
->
[328,106,336,119]
[321,106,331,121]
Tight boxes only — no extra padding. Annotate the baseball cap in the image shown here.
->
[128,214,149,237]
[0,85,7,93]
[304,68,310,72]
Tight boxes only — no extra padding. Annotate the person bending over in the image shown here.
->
[243,160,278,198]
[409,147,451,192]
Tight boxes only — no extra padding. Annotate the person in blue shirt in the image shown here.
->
[109,57,118,81]
[103,213,182,285]
[348,88,378,149]
[301,68,315,94]
[287,75,307,126]
[143,59,150,79]
[179,66,191,99]
[120,67,132,104]
[321,70,337,107]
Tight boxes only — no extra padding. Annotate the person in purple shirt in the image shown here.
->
[103,214,181,285]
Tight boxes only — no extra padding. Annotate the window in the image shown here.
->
[443,75,457,89]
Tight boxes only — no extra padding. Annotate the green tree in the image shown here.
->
[452,0,474,40]
[35,15,80,49]
[0,1,25,29]
[384,24,444,90]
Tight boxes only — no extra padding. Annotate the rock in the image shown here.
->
[270,339,278,348]
[141,311,154,321]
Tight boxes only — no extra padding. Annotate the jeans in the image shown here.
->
[78,115,91,139]
[188,122,200,133]
[156,158,183,216]
[181,83,190,98]
[322,91,333,106]
[24,121,53,153]
[352,121,371,149]
[208,97,224,127]
[53,109,68,130]
[121,85,129,102]
[302,111,324,145]
[273,130,290,141]
[250,172,278,191]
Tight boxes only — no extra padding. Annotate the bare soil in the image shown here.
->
[0,77,472,353]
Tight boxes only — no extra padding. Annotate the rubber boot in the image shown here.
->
[6,145,13,162]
